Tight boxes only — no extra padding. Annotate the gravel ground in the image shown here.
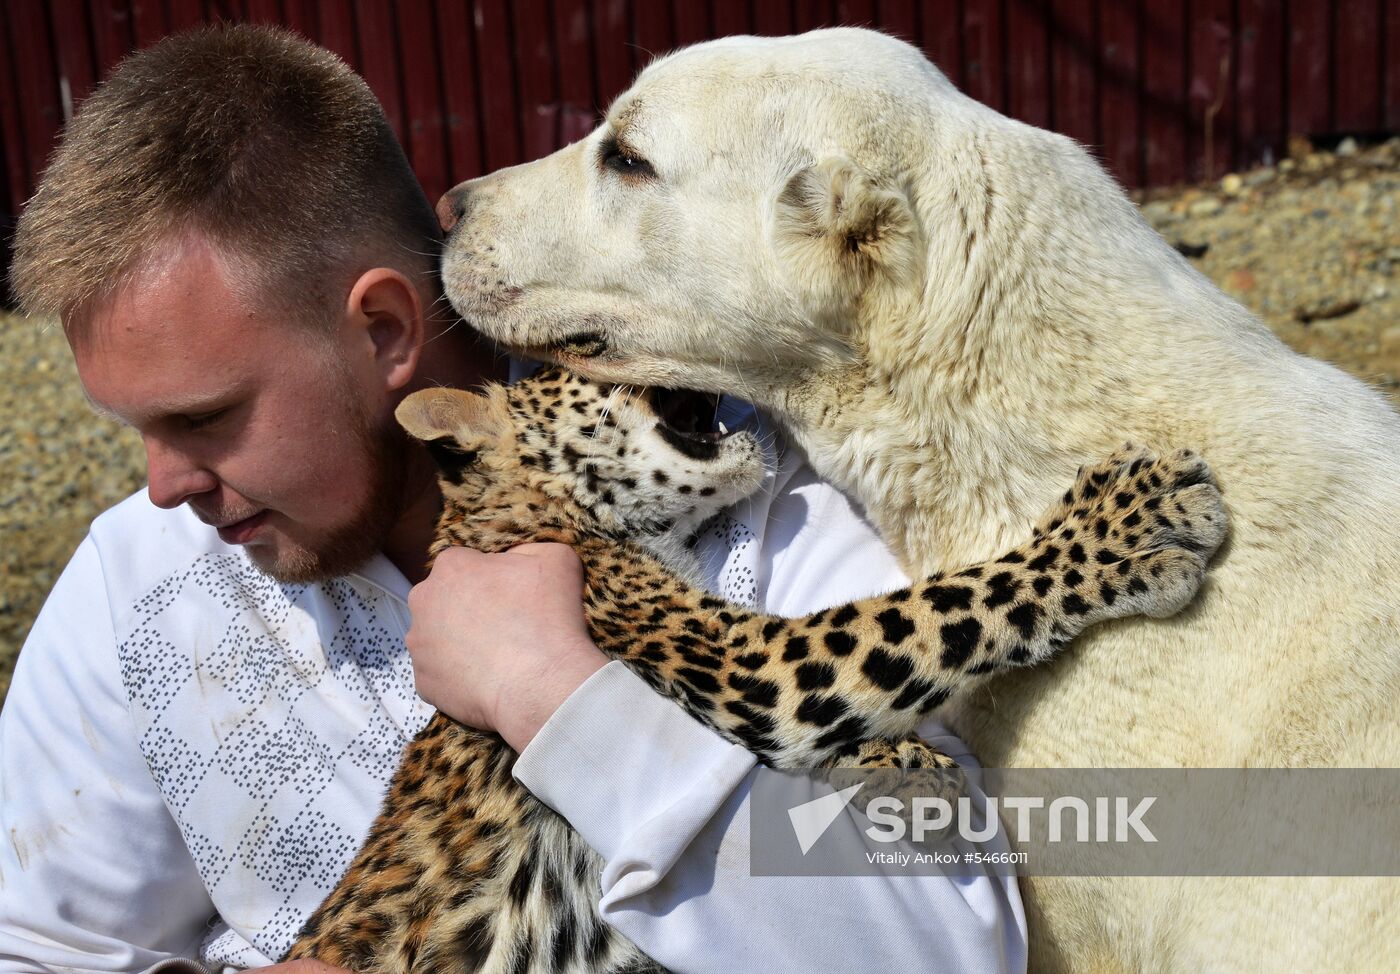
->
[0,318,145,699]
[1136,136,1400,401]
[1,138,1396,703]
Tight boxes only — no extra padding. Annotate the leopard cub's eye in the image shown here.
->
[600,137,657,182]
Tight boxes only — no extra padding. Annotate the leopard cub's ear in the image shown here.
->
[396,389,511,479]
[396,387,507,442]
[397,387,514,480]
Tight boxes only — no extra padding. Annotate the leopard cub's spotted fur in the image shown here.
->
[286,367,1227,974]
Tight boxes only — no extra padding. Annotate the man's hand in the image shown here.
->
[255,961,352,974]
[405,543,609,752]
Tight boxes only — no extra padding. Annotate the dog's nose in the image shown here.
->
[436,185,469,234]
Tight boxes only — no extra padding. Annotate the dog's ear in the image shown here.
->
[772,156,920,304]
[396,387,508,475]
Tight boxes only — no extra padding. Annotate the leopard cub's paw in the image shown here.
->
[843,735,959,771]
[1044,445,1227,620]
[1051,446,1227,561]
[1109,448,1227,563]
[835,737,966,832]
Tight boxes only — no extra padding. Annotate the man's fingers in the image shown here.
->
[433,545,486,569]
[507,542,583,579]
[257,960,354,974]
[507,541,573,558]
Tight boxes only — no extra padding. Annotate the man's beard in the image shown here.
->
[250,404,412,585]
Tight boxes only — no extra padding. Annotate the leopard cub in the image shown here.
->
[287,367,1227,974]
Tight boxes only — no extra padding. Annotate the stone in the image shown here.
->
[1188,196,1223,218]
[1220,173,1244,195]
[1294,298,1362,324]
[1336,137,1359,157]
[1381,326,1400,356]
[1141,201,1174,223]
[1224,269,1257,292]
[1287,134,1314,158]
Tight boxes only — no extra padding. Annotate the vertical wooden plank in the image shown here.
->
[837,0,877,26]
[793,0,838,31]
[0,6,32,210]
[244,0,282,25]
[1050,0,1096,148]
[316,0,359,68]
[435,0,484,180]
[88,0,135,76]
[395,0,449,199]
[1142,0,1187,185]
[712,0,752,36]
[921,0,962,86]
[203,0,244,20]
[553,0,596,141]
[592,0,631,110]
[167,0,206,32]
[49,0,99,116]
[633,2,674,69]
[512,0,561,161]
[1235,0,1285,169]
[474,0,523,169]
[672,0,712,46]
[0,4,16,297]
[1186,0,1233,181]
[354,0,404,142]
[754,1,794,36]
[963,0,1004,110]
[280,0,318,38]
[1099,0,1141,186]
[8,0,63,194]
[1388,0,1400,130]
[875,0,919,45]
[1006,0,1049,129]
[130,0,172,47]
[1332,0,1381,132]
[1287,0,1330,138]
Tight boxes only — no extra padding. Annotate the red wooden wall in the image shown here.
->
[0,1,1396,240]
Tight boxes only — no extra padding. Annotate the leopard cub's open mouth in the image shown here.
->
[648,387,734,461]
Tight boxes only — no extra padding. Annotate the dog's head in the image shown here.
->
[439,29,947,397]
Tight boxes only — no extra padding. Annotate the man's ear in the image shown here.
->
[346,267,425,395]
[771,156,921,303]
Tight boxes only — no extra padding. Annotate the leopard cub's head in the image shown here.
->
[396,366,764,547]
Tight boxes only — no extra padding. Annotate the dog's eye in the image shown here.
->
[600,138,657,182]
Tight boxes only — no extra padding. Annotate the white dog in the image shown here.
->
[441,28,1400,973]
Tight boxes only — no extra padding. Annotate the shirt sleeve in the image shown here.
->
[0,536,216,974]
[514,661,1028,974]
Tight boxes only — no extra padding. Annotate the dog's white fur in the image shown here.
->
[443,28,1400,973]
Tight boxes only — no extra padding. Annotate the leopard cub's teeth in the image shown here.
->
[718,421,728,435]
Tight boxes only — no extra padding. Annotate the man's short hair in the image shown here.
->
[10,23,440,328]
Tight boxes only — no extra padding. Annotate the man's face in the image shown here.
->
[72,236,410,583]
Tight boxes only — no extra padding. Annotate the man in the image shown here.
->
[0,25,1024,974]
